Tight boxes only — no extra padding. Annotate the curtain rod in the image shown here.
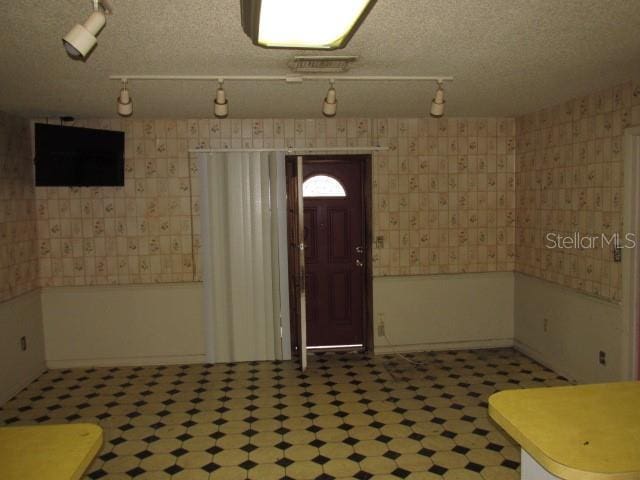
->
[188,146,389,154]
[110,75,453,83]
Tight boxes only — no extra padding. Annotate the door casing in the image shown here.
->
[622,126,640,380]
[285,154,374,354]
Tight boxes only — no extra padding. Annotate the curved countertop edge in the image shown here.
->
[0,423,104,480]
[487,402,637,480]
[70,424,104,480]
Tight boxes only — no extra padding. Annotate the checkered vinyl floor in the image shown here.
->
[0,348,569,479]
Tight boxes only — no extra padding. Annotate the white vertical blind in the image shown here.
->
[198,150,285,363]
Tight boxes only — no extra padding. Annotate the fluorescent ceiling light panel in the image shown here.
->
[242,0,375,50]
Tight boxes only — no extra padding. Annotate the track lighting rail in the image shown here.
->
[109,75,454,83]
[189,146,389,154]
[108,75,452,118]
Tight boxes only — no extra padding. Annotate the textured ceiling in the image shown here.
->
[0,0,639,119]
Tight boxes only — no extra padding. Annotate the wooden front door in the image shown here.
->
[301,157,368,349]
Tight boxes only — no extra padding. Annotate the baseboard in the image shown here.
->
[1,368,45,406]
[46,354,207,369]
[513,339,576,383]
[374,337,514,355]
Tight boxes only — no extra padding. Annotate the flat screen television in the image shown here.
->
[34,123,125,187]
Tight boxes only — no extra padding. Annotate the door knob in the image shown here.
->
[355,246,364,254]
[355,259,364,267]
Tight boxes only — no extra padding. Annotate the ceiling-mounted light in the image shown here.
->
[322,81,337,117]
[430,81,445,117]
[116,80,132,117]
[63,0,112,59]
[214,80,229,118]
[241,0,377,50]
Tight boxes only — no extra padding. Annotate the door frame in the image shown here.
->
[622,126,640,380]
[285,154,374,354]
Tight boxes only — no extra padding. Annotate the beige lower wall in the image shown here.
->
[373,272,515,353]
[40,272,627,382]
[514,273,625,383]
[0,290,45,405]
[41,283,204,368]
[41,274,516,368]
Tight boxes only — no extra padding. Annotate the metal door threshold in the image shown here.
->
[306,344,364,352]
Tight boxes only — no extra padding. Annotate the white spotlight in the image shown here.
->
[430,81,445,117]
[322,81,337,117]
[214,80,229,118]
[63,0,107,59]
[117,80,133,117]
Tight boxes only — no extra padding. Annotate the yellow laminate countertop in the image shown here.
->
[0,423,103,480]
[488,381,640,480]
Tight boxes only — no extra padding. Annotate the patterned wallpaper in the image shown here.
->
[0,112,38,302]
[23,76,640,304]
[35,119,195,287]
[371,118,516,275]
[18,76,640,304]
[32,116,516,287]
[515,80,640,302]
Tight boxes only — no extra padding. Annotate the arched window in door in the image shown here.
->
[302,175,347,198]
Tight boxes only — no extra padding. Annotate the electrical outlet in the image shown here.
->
[599,350,607,366]
[543,318,549,333]
[376,313,385,337]
[613,244,622,263]
[20,336,27,351]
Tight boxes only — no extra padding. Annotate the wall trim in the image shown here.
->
[514,271,620,307]
[513,339,576,383]
[40,282,202,295]
[622,125,640,380]
[2,370,44,405]
[0,287,41,307]
[0,287,41,308]
[47,354,206,369]
[0,289,46,405]
[514,272,623,383]
[375,338,513,355]
[375,271,514,282]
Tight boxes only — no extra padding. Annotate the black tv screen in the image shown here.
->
[34,123,125,187]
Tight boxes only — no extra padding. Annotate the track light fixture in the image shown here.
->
[430,81,445,118]
[108,75,453,118]
[213,80,229,118]
[322,81,338,117]
[116,80,133,117]
[63,0,112,59]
